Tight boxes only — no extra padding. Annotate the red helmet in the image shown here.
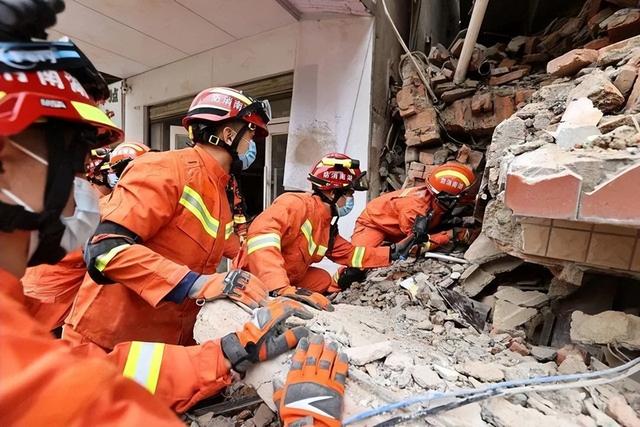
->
[182,87,270,139]
[85,147,111,186]
[308,153,368,192]
[426,162,476,196]
[0,42,123,145]
[109,141,150,175]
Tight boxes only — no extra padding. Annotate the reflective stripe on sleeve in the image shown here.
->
[247,233,281,254]
[351,246,365,268]
[317,245,328,257]
[300,219,317,256]
[179,185,220,238]
[225,222,234,240]
[95,244,130,272]
[123,342,165,394]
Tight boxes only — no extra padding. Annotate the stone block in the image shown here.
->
[492,299,538,331]
[567,70,626,113]
[586,233,635,270]
[579,164,640,225]
[613,65,638,98]
[546,228,590,262]
[505,171,582,220]
[546,49,598,77]
[571,310,640,350]
[521,223,551,257]
[495,287,549,307]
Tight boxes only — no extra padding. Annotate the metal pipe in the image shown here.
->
[423,253,468,264]
[453,0,490,84]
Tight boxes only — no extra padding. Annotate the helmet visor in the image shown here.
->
[352,171,369,191]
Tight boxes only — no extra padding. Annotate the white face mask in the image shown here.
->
[59,177,101,252]
[107,172,119,189]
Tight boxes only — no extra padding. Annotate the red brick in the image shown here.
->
[441,87,476,103]
[584,37,610,50]
[471,92,493,114]
[514,88,535,106]
[456,145,471,164]
[556,344,589,365]
[602,8,640,42]
[429,43,451,66]
[614,65,638,98]
[409,161,425,172]
[588,8,615,32]
[468,150,484,171]
[418,150,435,165]
[404,108,440,146]
[396,87,416,117]
[579,164,640,224]
[498,58,517,69]
[440,94,516,137]
[625,71,640,113]
[505,171,582,220]
[546,49,598,77]
[408,169,424,180]
[489,68,529,86]
[509,341,530,356]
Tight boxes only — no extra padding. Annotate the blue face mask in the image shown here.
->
[337,196,354,217]
[238,140,257,170]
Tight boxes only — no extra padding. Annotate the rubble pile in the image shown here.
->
[380,0,640,192]
[192,257,640,426]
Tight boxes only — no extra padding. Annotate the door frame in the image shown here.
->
[264,120,289,208]
[169,125,189,151]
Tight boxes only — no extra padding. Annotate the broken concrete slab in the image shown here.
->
[384,351,414,371]
[460,264,496,297]
[570,310,640,350]
[481,397,595,427]
[411,365,445,389]
[460,361,505,382]
[568,70,626,113]
[494,287,549,307]
[547,49,599,77]
[530,346,558,362]
[433,364,460,381]
[553,97,603,150]
[464,233,505,264]
[606,395,640,427]
[481,256,525,275]
[493,300,538,331]
[346,341,394,366]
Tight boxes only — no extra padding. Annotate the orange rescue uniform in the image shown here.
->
[22,249,85,330]
[0,267,232,424]
[234,192,390,294]
[352,186,447,247]
[65,145,240,350]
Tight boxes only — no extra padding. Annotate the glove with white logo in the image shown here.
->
[273,334,348,427]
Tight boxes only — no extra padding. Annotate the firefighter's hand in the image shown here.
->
[274,335,348,427]
[221,299,312,373]
[452,227,472,244]
[0,0,64,41]
[390,235,416,261]
[189,270,268,309]
[277,286,334,312]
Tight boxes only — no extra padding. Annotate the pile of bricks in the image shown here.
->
[388,0,640,190]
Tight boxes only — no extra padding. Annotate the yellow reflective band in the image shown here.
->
[225,222,233,240]
[213,87,252,105]
[434,170,471,186]
[179,185,219,238]
[400,188,413,197]
[0,91,6,100]
[351,246,365,268]
[300,220,317,256]
[95,244,130,272]
[321,158,352,167]
[71,101,117,128]
[123,342,165,394]
[317,245,328,257]
[247,233,281,254]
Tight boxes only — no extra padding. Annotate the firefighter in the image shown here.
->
[63,86,275,351]
[338,162,476,288]
[21,141,150,331]
[234,153,402,310]
[0,3,311,422]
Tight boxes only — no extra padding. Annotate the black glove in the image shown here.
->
[390,235,416,261]
[0,0,65,41]
[337,267,366,290]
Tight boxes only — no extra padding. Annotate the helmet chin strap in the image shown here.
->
[201,122,250,177]
[314,189,345,218]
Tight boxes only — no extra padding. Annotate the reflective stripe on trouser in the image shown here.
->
[247,233,281,254]
[351,247,365,268]
[179,185,220,238]
[225,222,233,240]
[123,342,165,394]
[95,244,130,272]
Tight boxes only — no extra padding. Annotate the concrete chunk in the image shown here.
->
[345,341,394,366]
[492,300,538,331]
[570,310,640,350]
[411,365,445,389]
[464,233,505,264]
[495,287,549,307]
[460,361,505,382]
[460,265,496,297]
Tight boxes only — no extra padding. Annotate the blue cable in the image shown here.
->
[343,357,640,425]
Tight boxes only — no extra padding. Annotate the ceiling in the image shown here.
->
[50,0,370,79]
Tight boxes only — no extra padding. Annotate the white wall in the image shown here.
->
[284,16,374,273]
[122,24,298,140]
